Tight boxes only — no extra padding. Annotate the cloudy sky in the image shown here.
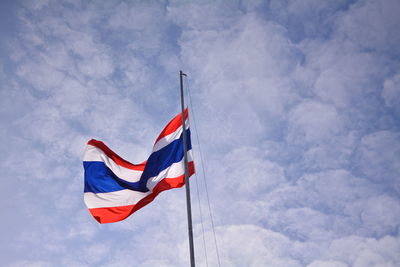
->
[1,0,400,266]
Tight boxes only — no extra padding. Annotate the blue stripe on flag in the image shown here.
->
[141,129,191,181]
[84,161,134,193]
[84,129,192,194]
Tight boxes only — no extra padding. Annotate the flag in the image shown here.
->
[83,109,195,224]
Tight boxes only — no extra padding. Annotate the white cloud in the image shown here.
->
[307,260,348,267]
[82,243,111,264]
[346,195,400,237]
[327,235,400,266]
[287,101,344,144]
[77,53,114,79]
[216,224,302,266]
[168,1,241,31]
[6,260,53,267]
[269,0,349,42]
[382,72,400,113]
[221,146,286,196]
[1,0,399,266]
[310,46,384,109]
[356,131,400,191]
[335,0,400,56]
[17,58,65,93]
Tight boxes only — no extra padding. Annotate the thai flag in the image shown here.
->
[83,109,195,224]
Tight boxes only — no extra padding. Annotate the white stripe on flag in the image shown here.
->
[152,119,189,152]
[84,157,193,209]
[84,189,150,209]
[83,145,143,183]
[146,155,191,190]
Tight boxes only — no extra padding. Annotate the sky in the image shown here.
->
[0,0,399,266]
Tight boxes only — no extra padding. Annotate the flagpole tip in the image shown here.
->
[180,70,187,77]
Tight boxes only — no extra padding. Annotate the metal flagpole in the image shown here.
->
[179,70,195,267]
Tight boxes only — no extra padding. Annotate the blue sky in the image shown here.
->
[1,0,400,266]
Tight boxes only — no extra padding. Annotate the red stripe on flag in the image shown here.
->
[154,108,188,144]
[88,161,195,224]
[87,139,146,171]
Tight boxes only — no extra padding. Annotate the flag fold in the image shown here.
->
[83,109,194,223]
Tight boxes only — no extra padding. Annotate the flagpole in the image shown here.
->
[180,70,195,267]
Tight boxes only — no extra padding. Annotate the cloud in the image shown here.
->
[216,224,302,266]
[327,235,400,266]
[307,260,348,267]
[260,169,393,241]
[335,0,400,57]
[382,72,400,114]
[1,0,399,265]
[287,101,344,144]
[268,0,350,42]
[355,131,400,191]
